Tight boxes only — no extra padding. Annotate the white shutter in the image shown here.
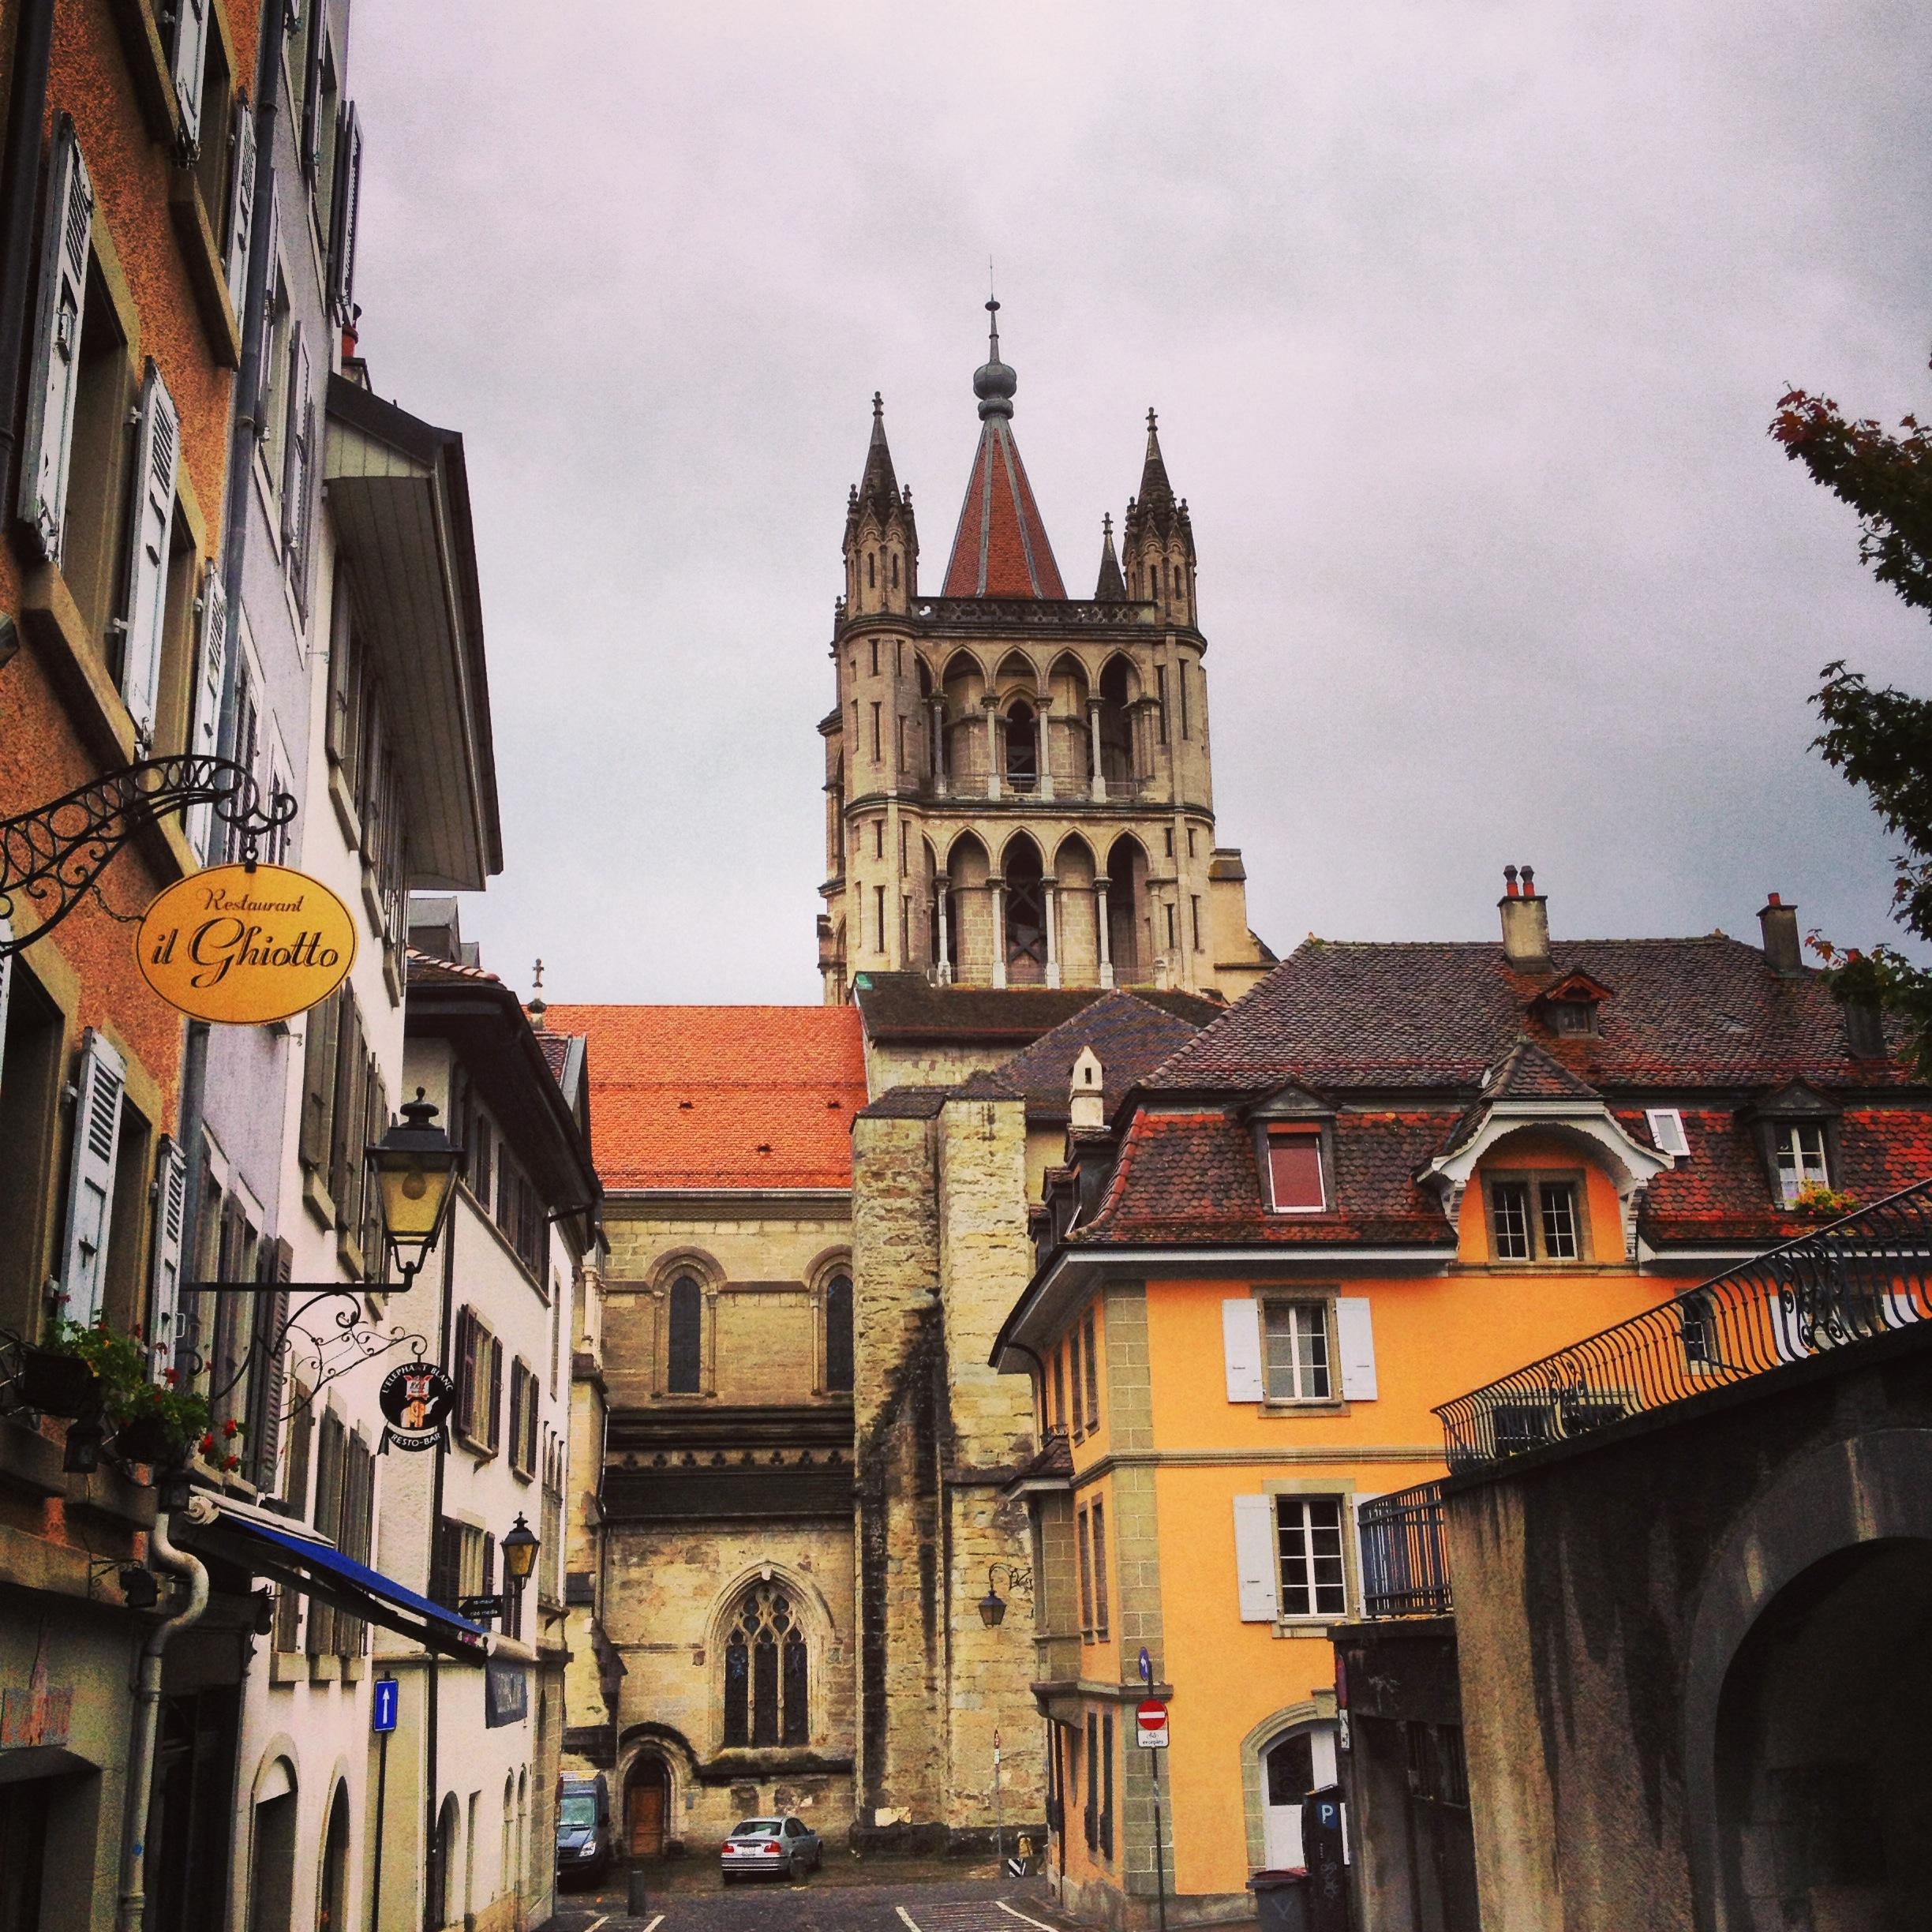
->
[1233,1494,1279,1623]
[187,563,227,858]
[1335,1297,1378,1400]
[118,362,179,748]
[169,0,211,148]
[149,1137,188,1363]
[281,320,310,552]
[328,103,362,320]
[223,94,256,316]
[60,1030,126,1323]
[1222,1297,1264,1402]
[17,116,93,564]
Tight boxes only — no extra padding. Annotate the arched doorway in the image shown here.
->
[1715,1539,1932,1928]
[246,1772,298,1932]
[429,1794,459,1931]
[1261,1722,1337,1870]
[626,1754,672,1860]
[317,1782,350,1931]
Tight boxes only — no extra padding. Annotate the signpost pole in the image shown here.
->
[369,1676,396,1932]
[1151,1749,1168,1932]
[994,1730,1004,1878]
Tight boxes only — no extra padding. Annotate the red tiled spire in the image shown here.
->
[942,300,1067,599]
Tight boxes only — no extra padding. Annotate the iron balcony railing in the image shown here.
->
[1436,1178,1932,1473]
[1358,1481,1452,1616]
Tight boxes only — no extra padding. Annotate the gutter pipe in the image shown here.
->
[116,1508,211,1932]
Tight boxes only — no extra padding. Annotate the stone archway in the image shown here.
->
[1713,1538,1932,1929]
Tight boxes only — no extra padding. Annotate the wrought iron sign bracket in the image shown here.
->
[0,755,295,961]
[186,1281,430,1420]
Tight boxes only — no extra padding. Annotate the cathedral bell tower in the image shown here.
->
[818,304,1272,1004]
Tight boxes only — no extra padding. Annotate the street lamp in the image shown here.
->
[368,1091,465,1286]
[501,1514,540,1586]
[977,1562,1033,1629]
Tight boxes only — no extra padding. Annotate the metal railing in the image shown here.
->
[1358,1481,1452,1616]
[1436,1178,1932,1473]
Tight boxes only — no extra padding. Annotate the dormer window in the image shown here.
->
[1646,1109,1690,1159]
[1267,1127,1327,1213]
[1485,1174,1584,1262]
[1529,969,1614,1039]
[1774,1124,1829,1206]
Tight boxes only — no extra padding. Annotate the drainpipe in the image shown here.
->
[0,0,54,505]
[423,1204,458,1930]
[117,1507,212,1932]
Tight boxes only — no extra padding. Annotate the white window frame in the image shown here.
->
[1262,1300,1333,1404]
[1275,1494,1349,1621]
[1774,1124,1829,1205]
[1486,1172,1589,1264]
[1646,1108,1690,1159]
[1264,1126,1327,1215]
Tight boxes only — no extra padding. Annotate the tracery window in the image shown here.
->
[721,1583,808,1748]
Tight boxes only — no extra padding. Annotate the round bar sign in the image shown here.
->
[1137,1699,1168,1749]
[137,863,356,1024]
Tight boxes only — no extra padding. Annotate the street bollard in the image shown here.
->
[627,1864,650,1918]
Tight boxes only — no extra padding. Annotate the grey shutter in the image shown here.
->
[223,93,256,316]
[251,1240,291,1489]
[300,17,326,185]
[148,1136,188,1365]
[280,320,310,556]
[252,185,279,427]
[1335,1298,1378,1400]
[169,0,211,149]
[118,362,180,748]
[186,563,227,857]
[60,1029,126,1323]
[1233,1493,1280,1623]
[18,116,93,563]
[328,104,361,321]
[1222,1297,1264,1402]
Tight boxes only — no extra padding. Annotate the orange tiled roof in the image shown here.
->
[539,1005,866,1191]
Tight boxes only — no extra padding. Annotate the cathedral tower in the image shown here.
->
[818,304,1271,1003]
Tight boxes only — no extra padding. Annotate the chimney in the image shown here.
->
[1069,1046,1106,1130]
[1498,865,1551,970]
[1758,894,1802,976]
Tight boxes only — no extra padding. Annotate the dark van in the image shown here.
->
[556,1774,615,1885]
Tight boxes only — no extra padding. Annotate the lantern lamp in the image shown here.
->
[368,1091,465,1286]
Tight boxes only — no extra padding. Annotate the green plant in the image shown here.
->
[1792,1179,1859,1221]
[47,1320,245,1468]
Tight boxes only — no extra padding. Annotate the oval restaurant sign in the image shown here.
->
[137,863,356,1024]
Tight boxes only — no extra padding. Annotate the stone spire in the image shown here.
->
[1094,512,1126,601]
[942,299,1067,598]
[855,390,900,519]
[844,391,918,614]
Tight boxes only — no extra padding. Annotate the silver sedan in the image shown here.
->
[719,1814,824,1882]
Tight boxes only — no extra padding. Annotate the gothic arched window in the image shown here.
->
[825,1275,854,1394]
[667,1276,702,1394]
[722,1583,809,1748]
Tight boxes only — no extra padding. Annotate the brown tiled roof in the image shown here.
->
[538,1005,866,1191]
[992,990,1211,1120]
[1151,938,1908,1093]
[854,973,1220,1046]
[856,1086,953,1122]
[942,414,1067,598]
[406,945,502,985]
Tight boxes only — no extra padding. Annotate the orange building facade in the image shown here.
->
[993,880,1932,1928]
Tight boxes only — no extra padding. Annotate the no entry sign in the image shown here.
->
[1136,1699,1168,1749]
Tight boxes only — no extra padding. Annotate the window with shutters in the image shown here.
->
[454,1309,500,1454]
[335,1434,374,1658]
[1091,1501,1110,1640]
[1100,1713,1115,1860]
[430,1518,485,1610]
[183,9,236,234]
[308,1408,346,1655]
[327,103,362,325]
[260,249,291,503]
[98,1095,154,1336]
[1084,1713,1099,1849]
[1076,1506,1095,1634]
[275,1380,315,1649]
[1082,1311,1100,1429]
[508,1358,537,1479]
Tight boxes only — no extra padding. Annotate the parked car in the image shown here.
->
[556,1774,616,1885]
[719,1815,823,1882]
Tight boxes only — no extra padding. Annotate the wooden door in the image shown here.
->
[627,1764,668,1858]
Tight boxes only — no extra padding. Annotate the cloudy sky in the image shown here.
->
[351,2,1932,1007]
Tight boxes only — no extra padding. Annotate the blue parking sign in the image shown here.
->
[372,1677,399,1734]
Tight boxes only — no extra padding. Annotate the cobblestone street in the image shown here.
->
[549,1866,1087,1932]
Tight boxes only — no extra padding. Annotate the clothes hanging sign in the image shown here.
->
[137,863,356,1024]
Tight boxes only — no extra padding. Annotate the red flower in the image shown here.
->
[222,1455,241,1473]
[223,1418,239,1438]
[200,1432,216,1455]
[164,1368,179,1385]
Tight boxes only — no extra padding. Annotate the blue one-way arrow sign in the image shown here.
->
[372,1676,399,1734]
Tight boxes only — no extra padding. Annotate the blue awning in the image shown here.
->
[185,1500,490,1659]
